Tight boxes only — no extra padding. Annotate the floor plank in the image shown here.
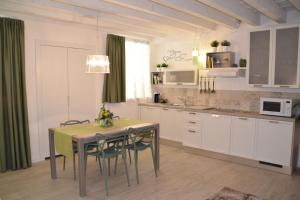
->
[0,145,300,200]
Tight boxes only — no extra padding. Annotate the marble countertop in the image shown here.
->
[139,102,296,122]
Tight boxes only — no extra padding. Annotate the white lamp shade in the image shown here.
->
[85,55,110,73]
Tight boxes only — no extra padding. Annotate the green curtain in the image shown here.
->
[0,17,31,172]
[102,34,126,103]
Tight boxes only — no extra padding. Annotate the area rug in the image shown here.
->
[206,187,266,200]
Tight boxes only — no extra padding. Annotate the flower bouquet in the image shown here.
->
[98,105,114,127]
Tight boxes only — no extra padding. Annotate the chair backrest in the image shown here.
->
[127,126,155,145]
[60,119,90,127]
[95,133,127,156]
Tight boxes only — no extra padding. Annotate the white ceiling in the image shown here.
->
[0,0,300,40]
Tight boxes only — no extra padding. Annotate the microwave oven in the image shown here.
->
[260,97,296,117]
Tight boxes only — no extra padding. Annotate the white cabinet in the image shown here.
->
[255,119,294,166]
[273,26,300,87]
[230,117,256,159]
[140,106,183,142]
[140,106,160,123]
[249,29,271,86]
[249,25,300,88]
[202,114,231,154]
[183,112,203,148]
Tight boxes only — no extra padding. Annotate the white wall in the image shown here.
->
[21,17,106,162]
[150,10,300,93]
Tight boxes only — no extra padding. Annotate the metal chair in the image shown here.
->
[126,127,158,184]
[84,133,130,196]
[60,119,92,180]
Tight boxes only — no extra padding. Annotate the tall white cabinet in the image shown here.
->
[249,25,300,88]
[36,43,97,159]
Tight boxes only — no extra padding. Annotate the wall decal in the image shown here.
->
[162,49,192,63]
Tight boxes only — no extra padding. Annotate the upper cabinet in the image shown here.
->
[249,29,271,85]
[273,26,299,87]
[249,25,300,88]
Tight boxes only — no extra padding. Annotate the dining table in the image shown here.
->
[48,119,160,197]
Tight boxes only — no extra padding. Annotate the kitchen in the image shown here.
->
[2,0,300,200]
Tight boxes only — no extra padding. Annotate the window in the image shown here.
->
[125,39,151,100]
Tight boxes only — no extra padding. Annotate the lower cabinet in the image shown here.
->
[183,111,203,148]
[255,119,294,166]
[202,114,231,154]
[140,106,160,123]
[230,116,256,159]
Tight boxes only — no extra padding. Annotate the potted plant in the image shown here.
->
[156,64,161,72]
[221,40,231,51]
[161,62,168,70]
[98,104,114,127]
[239,59,247,68]
[210,40,219,52]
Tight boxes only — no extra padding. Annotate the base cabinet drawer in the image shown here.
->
[183,129,202,148]
[255,119,294,166]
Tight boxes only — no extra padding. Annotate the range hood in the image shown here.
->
[206,68,245,78]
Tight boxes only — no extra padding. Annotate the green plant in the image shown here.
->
[239,59,247,68]
[221,40,231,46]
[156,64,161,68]
[161,63,168,68]
[210,40,219,48]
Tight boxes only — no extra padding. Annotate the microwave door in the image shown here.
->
[263,101,282,112]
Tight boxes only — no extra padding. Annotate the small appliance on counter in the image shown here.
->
[153,92,160,103]
[260,97,298,117]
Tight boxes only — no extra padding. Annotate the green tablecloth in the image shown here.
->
[54,119,147,158]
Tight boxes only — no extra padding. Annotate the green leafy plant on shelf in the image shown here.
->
[221,40,231,46]
[210,40,219,47]
[161,63,168,68]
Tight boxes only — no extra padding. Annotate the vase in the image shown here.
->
[99,118,113,127]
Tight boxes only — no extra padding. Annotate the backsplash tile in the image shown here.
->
[153,87,300,112]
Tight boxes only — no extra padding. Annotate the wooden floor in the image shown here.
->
[1,145,300,200]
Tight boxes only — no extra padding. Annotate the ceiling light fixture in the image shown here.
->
[85,16,110,74]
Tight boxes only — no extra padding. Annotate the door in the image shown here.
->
[37,45,69,159]
[249,30,271,85]
[230,116,256,159]
[202,114,231,154]
[255,119,294,166]
[273,26,300,87]
[68,48,96,120]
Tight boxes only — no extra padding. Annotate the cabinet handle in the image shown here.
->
[269,120,279,124]
[162,108,169,111]
[189,121,196,124]
[279,85,290,88]
[254,84,263,87]
[238,117,248,120]
[188,130,196,133]
[189,112,196,115]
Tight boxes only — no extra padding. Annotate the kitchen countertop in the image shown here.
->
[139,102,296,122]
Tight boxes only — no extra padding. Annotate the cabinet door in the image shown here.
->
[249,30,271,85]
[202,114,231,154]
[37,45,69,159]
[183,111,202,148]
[274,26,299,87]
[160,108,174,139]
[173,109,184,142]
[230,117,256,159]
[68,48,96,121]
[255,119,293,166]
[140,106,160,123]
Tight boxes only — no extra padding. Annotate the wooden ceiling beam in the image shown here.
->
[243,0,286,23]
[151,0,240,29]
[197,0,260,26]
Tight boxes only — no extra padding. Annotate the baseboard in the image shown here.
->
[160,138,183,148]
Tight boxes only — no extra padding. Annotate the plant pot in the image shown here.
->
[156,68,161,72]
[222,46,228,52]
[212,47,217,52]
[99,118,113,127]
